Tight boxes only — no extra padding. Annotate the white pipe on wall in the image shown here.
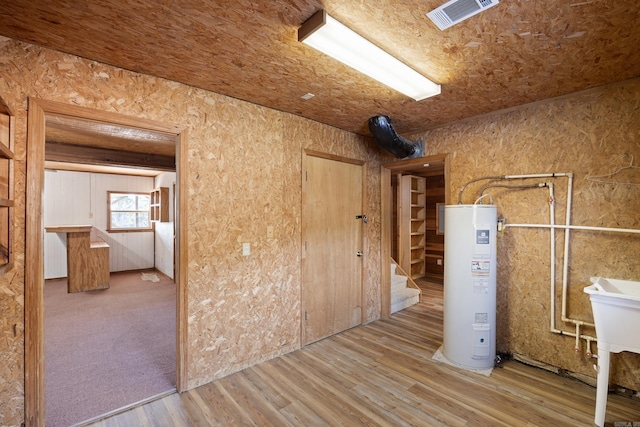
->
[504,173,573,179]
[575,323,581,352]
[487,173,605,348]
[548,183,556,333]
[506,221,640,334]
[471,172,640,351]
[562,173,574,322]
[505,223,640,234]
[504,211,640,334]
[504,220,640,341]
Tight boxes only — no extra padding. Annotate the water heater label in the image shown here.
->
[471,260,490,276]
[475,313,488,323]
[476,229,490,244]
[473,278,489,294]
[474,227,492,256]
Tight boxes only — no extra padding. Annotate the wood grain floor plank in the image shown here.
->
[86,285,640,427]
[251,357,346,425]
[348,359,464,427]
[364,321,439,352]
[350,382,444,427]
[377,355,514,425]
[280,350,404,426]
[273,355,384,426]
[217,371,293,426]
[175,390,216,427]
[483,369,596,426]
[203,380,257,425]
[287,347,360,391]
[279,399,329,427]
[186,383,235,426]
[316,372,437,426]
[239,366,291,410]
[309,337,419,392]
[140,396,188,427]
[159,393,196,427]
[491,363,596,414]
[356,325,439,361]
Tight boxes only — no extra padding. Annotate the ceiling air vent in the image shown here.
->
[427,0,499,30]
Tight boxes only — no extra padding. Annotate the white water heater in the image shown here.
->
[443,204,497,370]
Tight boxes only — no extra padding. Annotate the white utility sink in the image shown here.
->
[584,277,640,427]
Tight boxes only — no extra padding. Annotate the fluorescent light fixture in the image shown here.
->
[298,10,441,101]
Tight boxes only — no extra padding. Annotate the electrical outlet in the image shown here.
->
[437,258,443,266]
[267,226,274,239]
[242,243,250,256]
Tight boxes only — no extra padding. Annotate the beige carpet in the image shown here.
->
[44,269,176,426]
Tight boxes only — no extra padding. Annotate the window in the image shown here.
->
[107,191,152,232]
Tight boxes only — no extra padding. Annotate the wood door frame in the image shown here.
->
[301,150,367,345]
[380,153,450,319]
[25,98,189,426]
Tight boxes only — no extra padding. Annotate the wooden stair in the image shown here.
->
[390,262,421,313]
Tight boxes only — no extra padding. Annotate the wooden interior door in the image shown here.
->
[302,154,363,345]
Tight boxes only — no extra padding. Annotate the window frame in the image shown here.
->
[106,190,153,233]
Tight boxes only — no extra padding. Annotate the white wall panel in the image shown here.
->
[44,170,92,279]
[154,172,176,279]
[44,170,155,279]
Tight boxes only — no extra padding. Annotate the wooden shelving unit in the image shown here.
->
[400,175,426,279]
[0,96,14,274]
[424,174,445,283]
[150,187,169,222]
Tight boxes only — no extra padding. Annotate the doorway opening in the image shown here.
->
[25,98,188,426]
[380,153,449,318]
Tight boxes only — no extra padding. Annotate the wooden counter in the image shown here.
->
[45,225,110,293]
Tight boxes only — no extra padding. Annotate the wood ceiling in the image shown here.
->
[1,0,639,137]
[44,114,176,173]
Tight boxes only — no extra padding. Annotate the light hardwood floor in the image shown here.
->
[86,281,640,426]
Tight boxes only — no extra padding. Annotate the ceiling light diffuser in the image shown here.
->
[427,0,499,30]
[298,10,441,101]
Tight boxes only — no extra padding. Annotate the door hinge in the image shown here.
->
[304,311,308,320]
[356,214,368,223]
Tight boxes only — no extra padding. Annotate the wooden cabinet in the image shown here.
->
[45,226,110,293]
[400,175,426,279]
[0,96,14,274]
[150,187,169,222]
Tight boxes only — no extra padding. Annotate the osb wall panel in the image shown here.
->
[0,37,383,424]
[409,79,640,391]
[0,38,28,427]
[284,117,383,322]
[0,267,23,426]
[184,99,299,385]
[185,71,382,389]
